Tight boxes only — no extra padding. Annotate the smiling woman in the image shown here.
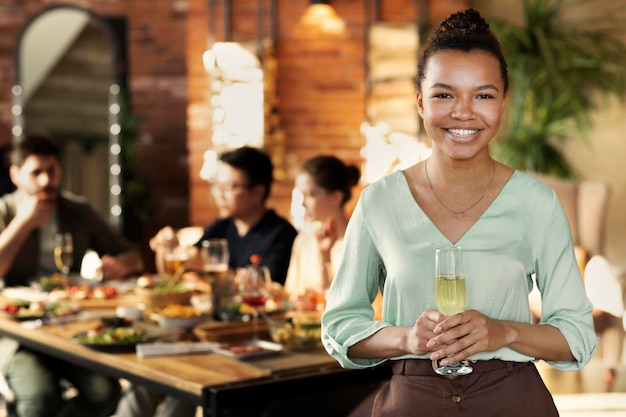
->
[321,8,596,417]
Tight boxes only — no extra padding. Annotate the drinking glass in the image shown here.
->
[434,246,473,376]
[163,243,189,277]
[201,239,232,320]
[238,260,271,340]
[201,239,229,280]
[54,233,73,287]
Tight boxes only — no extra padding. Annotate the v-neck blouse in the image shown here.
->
[321,170,596,370]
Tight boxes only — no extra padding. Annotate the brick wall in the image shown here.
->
[0,0,189,268]
[0,0,468,269]
[187,0,468,227]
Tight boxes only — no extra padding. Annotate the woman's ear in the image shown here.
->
[416,92,425,118]
[330,189,344,207]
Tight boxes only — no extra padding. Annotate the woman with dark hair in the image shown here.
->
[284,155,360,300]
[322,9,596,416]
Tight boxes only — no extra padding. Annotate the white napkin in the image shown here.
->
[136,341,220,358]
[80,250,103,280]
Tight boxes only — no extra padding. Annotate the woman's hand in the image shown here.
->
[405,309,449,356]
[316,218,339,254]
[426,309,512,365]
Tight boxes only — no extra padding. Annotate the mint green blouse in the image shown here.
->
[321,170,597,371]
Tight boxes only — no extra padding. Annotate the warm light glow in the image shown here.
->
[301,4,346,34]
[201,42,265,178]
[290,187,306,231]
[200,150,218,181]
[360,122,431,184]
[202,49,216,71]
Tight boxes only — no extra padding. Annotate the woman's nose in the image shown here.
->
[451,99,475,120]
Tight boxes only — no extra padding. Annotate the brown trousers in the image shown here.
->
[372,360,559,417]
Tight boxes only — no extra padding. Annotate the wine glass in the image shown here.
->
[434,246,473,376]
[201,239,231,320]
[238,256,271,340]
[54,233,73,288]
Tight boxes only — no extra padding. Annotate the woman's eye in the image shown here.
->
[433,93,452,99]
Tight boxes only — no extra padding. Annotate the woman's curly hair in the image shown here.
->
[417,8,509,94]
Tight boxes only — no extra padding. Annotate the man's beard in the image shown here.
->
[34,186,59,200]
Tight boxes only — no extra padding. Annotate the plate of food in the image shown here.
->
[0,299,80,321]
[152,304,209,329]
[73,318,153,353]
[0,300,46,321]
[214,340,283,360]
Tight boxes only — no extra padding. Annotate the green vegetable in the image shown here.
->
[76,327,150,344]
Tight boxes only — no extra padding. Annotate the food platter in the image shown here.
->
[213,340,283,360]
[73,325,154,353]
[0,299,79,321]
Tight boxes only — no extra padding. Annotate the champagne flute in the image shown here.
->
[201,239,231,320]
[434,246,473,376]
[238,255,271,340]
[54,233,73,288]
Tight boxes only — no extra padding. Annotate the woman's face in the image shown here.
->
[417,49,507,161]
[295,172,338,222]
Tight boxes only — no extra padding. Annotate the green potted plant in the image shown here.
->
[490,0,626,178]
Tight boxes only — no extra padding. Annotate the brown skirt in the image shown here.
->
[372,359,559,417]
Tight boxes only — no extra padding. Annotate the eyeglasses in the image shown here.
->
[210,182,251,198]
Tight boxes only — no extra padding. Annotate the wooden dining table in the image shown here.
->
[0,292,390,417]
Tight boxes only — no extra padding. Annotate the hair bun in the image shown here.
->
[438,8,490,34]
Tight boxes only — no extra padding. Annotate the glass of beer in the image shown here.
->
[201,239,231,320]
[201,239,229,280]
[163,243,189,277]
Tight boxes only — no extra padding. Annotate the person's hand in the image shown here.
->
[149,226,177,252]
[404,309,448,356]
[316,218,338,255]
[99,255,132,280]
[426,309,510,365]
[14,192,56,229]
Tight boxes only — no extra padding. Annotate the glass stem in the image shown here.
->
[252,309,259,341]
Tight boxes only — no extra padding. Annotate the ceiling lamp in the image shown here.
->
[301,0,346,34]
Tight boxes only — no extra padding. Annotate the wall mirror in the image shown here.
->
[13,5,123,228]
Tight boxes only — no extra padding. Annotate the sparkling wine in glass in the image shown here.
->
[434,246,473,376]
[238,255,271,340]
[54,233,73,287]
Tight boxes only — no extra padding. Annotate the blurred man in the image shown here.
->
[0,134,144,417]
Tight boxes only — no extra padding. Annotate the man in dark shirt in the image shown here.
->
[151,146,297,285]
[121,146,298,417]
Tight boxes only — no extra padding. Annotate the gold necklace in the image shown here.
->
[424,159,496,219]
